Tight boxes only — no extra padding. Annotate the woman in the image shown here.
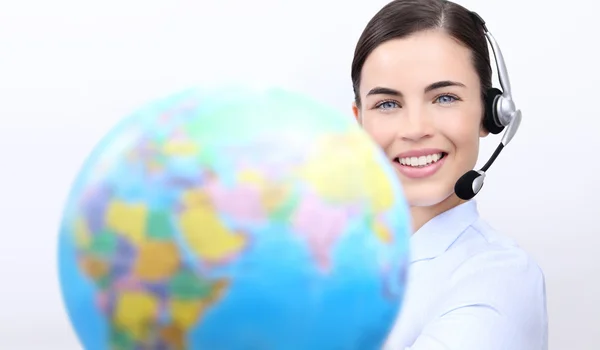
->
[350,0,548,349]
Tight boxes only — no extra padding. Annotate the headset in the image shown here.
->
[453,11,522,200]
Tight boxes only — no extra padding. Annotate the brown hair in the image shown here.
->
[351,0,492,107]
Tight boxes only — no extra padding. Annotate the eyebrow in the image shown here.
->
[425,80,466,92]
[366,80,466,97]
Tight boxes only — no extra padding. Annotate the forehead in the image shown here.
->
[360,30,480,93]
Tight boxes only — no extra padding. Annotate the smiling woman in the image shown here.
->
[350,0,548,349]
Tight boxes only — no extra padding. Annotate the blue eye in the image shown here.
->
[436,94,458,104]
[376,100,400,110]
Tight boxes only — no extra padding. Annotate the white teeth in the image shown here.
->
[397,153,444,167]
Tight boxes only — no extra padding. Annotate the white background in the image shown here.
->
[1,0,598,349]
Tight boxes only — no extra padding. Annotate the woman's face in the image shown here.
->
[353,29,487,207]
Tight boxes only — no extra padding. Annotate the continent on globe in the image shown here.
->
[235,169,298,222]
[105,200,148,245]
[291,188,352,272]
[72,189,233,349]
[179,188,248,265]
[298,129,396,212]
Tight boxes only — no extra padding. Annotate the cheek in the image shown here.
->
[443,119,481,162]
[361,115,395,149]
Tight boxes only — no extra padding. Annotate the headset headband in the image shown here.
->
[470,11,515,127]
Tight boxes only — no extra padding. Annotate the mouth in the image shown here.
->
[393,152,447,168]
[391,152,448,179]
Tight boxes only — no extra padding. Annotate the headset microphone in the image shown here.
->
[454,12,523,201]
[454,110,521,200]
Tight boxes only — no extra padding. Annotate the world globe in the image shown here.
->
[57,85,411,350]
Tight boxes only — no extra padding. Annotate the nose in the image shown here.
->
[398,107,433,141]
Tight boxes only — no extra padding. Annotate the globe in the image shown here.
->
[58,85,411,350]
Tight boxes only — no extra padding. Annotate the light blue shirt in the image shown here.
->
[384,200,548,350]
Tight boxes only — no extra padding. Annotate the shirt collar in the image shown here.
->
[409,200,480,263]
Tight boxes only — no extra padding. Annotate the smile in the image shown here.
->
[396,152,445,167]
[392,151,447,179]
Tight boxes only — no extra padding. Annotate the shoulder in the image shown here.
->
[451,218,546,287]
[386,206,548,349]
[425,219,549,348]
[441,218,548,335]
[448,238,546,308]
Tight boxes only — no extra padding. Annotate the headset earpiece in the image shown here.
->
[483,87,505,134]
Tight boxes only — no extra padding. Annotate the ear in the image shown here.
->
[352,102,361,123]
[479,124,489,138]
[479,108,489,137]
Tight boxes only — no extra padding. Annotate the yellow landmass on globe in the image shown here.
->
[113,291,160,339]
[179,190,246,264]
[373,219,393,244]
[162,140,199,156]
[105,200,148,244]
[133,241,180,281]
[73,217,91,249]
[237,170,290,213]
[365,166,395,213]
[298,130,394,211]
[170,299,205,329]
[237,169,264,185]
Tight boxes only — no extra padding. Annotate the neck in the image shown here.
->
[410,194,466,233]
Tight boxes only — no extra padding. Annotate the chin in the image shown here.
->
[403,184,454,208]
